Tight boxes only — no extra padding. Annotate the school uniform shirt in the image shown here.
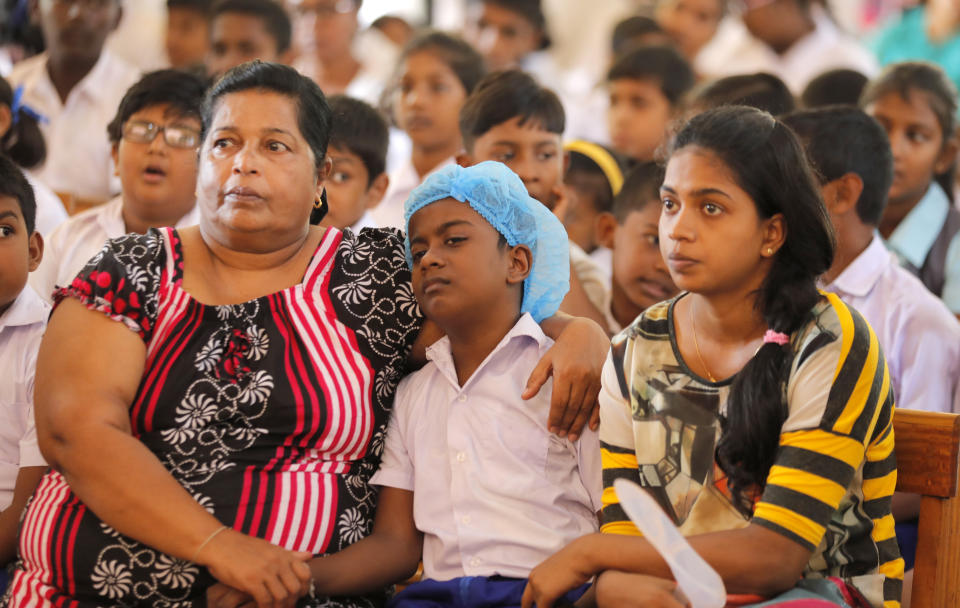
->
[27,172,68,237]
[29,196,199,303]
[8,50,140,202]
[824,235,960,413]
[569,241,609,317]
[886,182,960,313]
[371,313,602,581]
[372,157,455,230]
[695,9,878,93]
[348,211,378,232]
[0,286,49,511]
[600,293,902,608]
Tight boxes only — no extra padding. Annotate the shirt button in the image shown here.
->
[456,452,466,462]
[461,515,471,524]
[457,394,467,402]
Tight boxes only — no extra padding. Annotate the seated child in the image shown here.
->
[606,45,694,163]
[302,161,601,607]
[687,72,796,117]
[610,16,672,58]
[595,162,678,334]
[207,0,293,80]
[373,31,486,229]
[30,70,206,302]
[166,0,212,73]
[654,0,725,63]
[800,68,868,108]
[321,95,390,232]
[860,61,960,313]
[463,0,549,72]
[458,69,608,325]
[0,156,49,591]
[561,139,628,276]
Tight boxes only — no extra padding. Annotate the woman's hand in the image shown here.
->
[200,529,312,608]
[207,583,254,608]
[594,571,688,608]
[529,316,609,440]
[521,536,599,608]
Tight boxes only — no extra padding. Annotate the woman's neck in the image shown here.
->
[690,289,767,346]
[198,223,312,272]
[411,142,459,179]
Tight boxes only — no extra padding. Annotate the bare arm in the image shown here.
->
[35,299,311,607]
[0,465,46,565]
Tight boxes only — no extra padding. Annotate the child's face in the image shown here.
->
[408,197,525,326]
[291,0,359,61]
[659,146,783,294]
[465,2,542,71]
[608,78,674,163]
[610,205,677,312]
[0,195,43,315]
[396,50,469,151]
[166,7,210,69]
[208,13,283,80]
[655,0,723,60]
[320,144,386,230]
[866,90,954,210]
[112,104,201,224]
[37,0,120,63]
[467,117,564,209]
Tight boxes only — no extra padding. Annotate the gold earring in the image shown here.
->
[766,248,774,255]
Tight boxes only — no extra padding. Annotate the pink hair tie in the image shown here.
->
[763,330,790,346]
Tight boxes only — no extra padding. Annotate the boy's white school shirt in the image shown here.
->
[8,50,140,202]
[371,156,456,230]
[29,196,199,303]
[370,313,602,581]
[0,285,49,510]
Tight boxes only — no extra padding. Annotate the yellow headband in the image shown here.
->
[564,140,624,196]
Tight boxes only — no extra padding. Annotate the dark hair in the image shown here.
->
[860,61,958,141]
[611,16,664,56]
[565,142,630,214]
[781,107,893,226]
[167,0,213,11]
[474,0,550,49]
[0,76,46,169]
[611,161,664,223]
[607,44,694,106]
[459,69,565,151]
[398,30,487,95]
[327,94,389,185]
[211,0,292,54]
[204,61,332,223]
[0,0,45,55]
[800,69,868,109]
[669,106,835,516]
[0,153,37,234]
[107,70,207,144]
[690,73,795,116]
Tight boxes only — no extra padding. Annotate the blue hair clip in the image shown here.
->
[10,85,48,127]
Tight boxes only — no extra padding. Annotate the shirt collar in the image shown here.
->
[0,284,50,332]
[98,196,200,236]
[425,313,550,390]
[824,234,890,298]
[887,182,950,268]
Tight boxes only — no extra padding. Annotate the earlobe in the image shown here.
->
[507,245,533,284]
[762,213,787,257]
[935,136,959,174]
[594,212,618,250]
[110,143,120,177]
[27,231,44,272]
[365,173,390,208]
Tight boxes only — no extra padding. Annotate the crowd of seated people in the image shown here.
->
[1,0,959,607]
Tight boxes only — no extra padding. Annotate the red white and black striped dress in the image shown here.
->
[5,226,422,608]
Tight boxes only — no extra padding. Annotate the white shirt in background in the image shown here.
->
[373,156,455,230]
[26,172,68,237]
[371,313,601,581]
[29,196,199,303]
[695,9,878,93]
[8,50,140,201]
[823,235,960,414]
[0,285,49,511]
[570,241,609,317]
[349,210,378,232]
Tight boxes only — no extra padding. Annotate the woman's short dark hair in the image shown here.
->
[203,61,332,170]
[668,105,835,516]
[398,30,487,95]
[0,75,46,169]
[107,69,208,144]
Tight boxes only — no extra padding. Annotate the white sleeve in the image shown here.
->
[890,307,960,414]
[368,377,415,491]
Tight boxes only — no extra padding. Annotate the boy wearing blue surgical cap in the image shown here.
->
[300,162,601,607]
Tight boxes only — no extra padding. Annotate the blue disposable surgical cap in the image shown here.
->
[403,161,570,322]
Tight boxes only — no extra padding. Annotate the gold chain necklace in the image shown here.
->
[690,298,718,383]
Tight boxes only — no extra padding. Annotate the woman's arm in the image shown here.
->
[0,465,46,565]
[35,299,312,607]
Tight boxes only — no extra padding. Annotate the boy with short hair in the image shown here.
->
[463,0,549,72]
[300,161,601,608]
[595,162,678,334]
[207,0,292,80]
[606,44,694,163]
[321,95,390,232]
[0,156,48,589]
[166,0,212,73]
[8,0,140,203]
[30,69,206,302]
[458,69,608,325]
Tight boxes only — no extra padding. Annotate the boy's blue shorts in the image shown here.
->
[388,575,590,608]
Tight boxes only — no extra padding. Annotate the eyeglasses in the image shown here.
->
[122,120,201,149]
[291,0,357,17]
